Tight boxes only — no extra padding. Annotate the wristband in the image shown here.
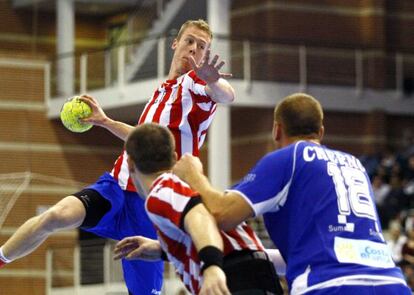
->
[199,246,223,273]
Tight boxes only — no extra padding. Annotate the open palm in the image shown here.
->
[189,49,232,84]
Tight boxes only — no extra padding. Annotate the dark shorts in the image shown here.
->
[73,172,163,295]
[224,250,284,295]
[73,188,111,229]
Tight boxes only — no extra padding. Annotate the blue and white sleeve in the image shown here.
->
[228,148,295,216]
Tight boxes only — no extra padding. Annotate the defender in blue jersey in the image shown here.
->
[173,93,411,294]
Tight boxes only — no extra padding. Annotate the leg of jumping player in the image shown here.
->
[0,196,85,263]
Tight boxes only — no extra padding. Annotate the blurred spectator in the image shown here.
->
[378,175,407,229]
[404,210,414,233]
[403,155,414,180]
[402,228,414,266]
[372,174,391,206]
[360,152,380,179]
[374,164,389,183]
[401,264,414,291]
[381,146,398,175]
[400,155,414,212]
[391,162,403,179]
[401,227,414,290]
[359,139,414,289]
[386,221,407,264]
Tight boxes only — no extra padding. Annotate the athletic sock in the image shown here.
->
[0,247,12,267]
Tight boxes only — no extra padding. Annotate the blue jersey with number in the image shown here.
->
[230,141,408,294]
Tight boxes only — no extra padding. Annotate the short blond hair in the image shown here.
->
[274,93,324,137]
[176,19,212,40]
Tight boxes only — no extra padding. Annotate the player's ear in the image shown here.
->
[318,126,325,141]
[171,38,178,50]
[127,157,135,173]
[173,152,178,162]
[272,122,281,142]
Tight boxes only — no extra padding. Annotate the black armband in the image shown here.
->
[160,250,168,261]
[199,246,224,273]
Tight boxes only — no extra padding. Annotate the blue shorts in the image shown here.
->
[84,173,163,295]
[305,283,411,294]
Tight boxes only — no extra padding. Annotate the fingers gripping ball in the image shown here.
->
[60,96,93,133]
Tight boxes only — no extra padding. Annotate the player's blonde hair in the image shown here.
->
[176,19,213,40]
[274,93,324,138]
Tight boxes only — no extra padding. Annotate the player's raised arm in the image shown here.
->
[189,49,235,104]
[79,94,135,141]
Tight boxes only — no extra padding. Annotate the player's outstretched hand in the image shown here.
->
[78,94,109,127]
[199,266,231,295]
[189,49,232,84]
[173,154,204,185]
[113,236,163,262]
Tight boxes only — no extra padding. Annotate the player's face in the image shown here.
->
[171,26,211,74]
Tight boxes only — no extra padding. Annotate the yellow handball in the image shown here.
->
[60,96,93,133]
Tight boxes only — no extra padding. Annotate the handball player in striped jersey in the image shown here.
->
[114,123,284,295]
[0,19,235,295]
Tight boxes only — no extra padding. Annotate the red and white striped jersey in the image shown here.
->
[146,173,264,295]
[111,70,217,191]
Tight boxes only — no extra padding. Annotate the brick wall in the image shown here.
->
[231,0,414,88]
